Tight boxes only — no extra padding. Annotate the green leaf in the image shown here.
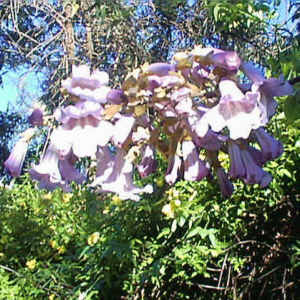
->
[284,91,300,123]
[171,219,177,232]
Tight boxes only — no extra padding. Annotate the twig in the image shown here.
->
[0,264,21,277]
[218,252,228,288]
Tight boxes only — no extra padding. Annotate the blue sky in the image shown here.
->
[0,67,45,112]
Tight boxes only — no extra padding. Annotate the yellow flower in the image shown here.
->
[88,232,100,246]
[43,193,52,200]
[57,245,66,254]
[49,294,55,300]
[50,240,57,249]
[112,195,122,205]
[62,193,72,203]
[26,259,36,270]
[162,203,175,219]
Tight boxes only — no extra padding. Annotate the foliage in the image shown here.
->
[0,110,299,299]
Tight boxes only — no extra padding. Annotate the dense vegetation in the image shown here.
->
[0,0,299,299]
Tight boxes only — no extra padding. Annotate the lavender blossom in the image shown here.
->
[254,127,283,161]
[216,167,234,198]
[147,63,176,76]
[92,148,153,201]
[52,101,113,158]
[200,79,262,139]
[137,145,157,178]
[28,108,43,126]
[62,65,111,103]
[228,141,245,179]
[165,153,182,185]
[240,147,272,187]
[4,139,28,177]
[29,144,70,192]
[51,118,113,158]
[242,62,294,121]
[182,140,209,181]
[58,151,85,184]
[112,114,135,147]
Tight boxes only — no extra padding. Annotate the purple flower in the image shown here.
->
[62,65,111,103]
[228,141,245,179]
[107,89,127,104]
[4,139,28,177]
[240,147,272,187]
[200,79,262,139]
[242,62,294,122]
[165,153,182,184]
[216,167,234,197]
[92,148,153,201]
[182,140,209,181]
[137,145,157,178]
[52,101,113,158]
[191,47,241,71]
[147,63,176,76]
[51,118,113,158]
[58,151,85,184]
[93,146,115,184]
[209,50,241,71]
[28,108,43,126]
[112,114,135,147]
[29,144,70,192]
[254,127,283,161]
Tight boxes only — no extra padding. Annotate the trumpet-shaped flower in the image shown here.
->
[52,101,113,158]
[28,108,43,126]
[51,118,113,158]
[92,148,153,201]
[112,114,135,147]
[200,79,262,139]
[228,141,245,179]
[4,139,29,177]
[137,144,157,178]
[182,140,209,181]
[58,151,85,184]
[240,147,272,187]
[29,144,70,192]
[254,127,283,161]
[216,167,234,198]
[242,62,294,122]
[165,153,182,185]
[62,65,111,103]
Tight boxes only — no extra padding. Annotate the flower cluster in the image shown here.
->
[4,47,294,199]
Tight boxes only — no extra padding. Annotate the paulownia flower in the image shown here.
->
[92,148,153,201]
[242,62,294,122]
[58,151,85,184]
[216,167,234,198]
[52,101,113,158]
[137,144,157,178]
[240,146,272,187]
[165,153,182,185]
[200,79,262,139]
[4,128,36,177]
[182,140,209,181]
[62,65,111,103]
[28,108,43,126]
[29,144,70,192]
[254,127,283,161]
[4,139,29,177]
[191,47,241,71]
[147,63,176,76]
